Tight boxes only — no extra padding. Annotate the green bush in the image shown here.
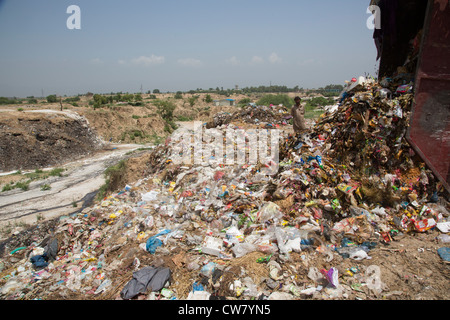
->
[46,95,58,103]
[2,184,13,192]
[239,98,251,105]
[177,115,193,122]
[188,96,199,107]
[0,97,20,105]
[63,96,80,103]
[204,94,213,103]
[174,91,183,99]
[133,130,143,138]
[154,100,176,122]
[305,97,335,109]
[97,160,127,200]
[15,181,29,191]
[256,94,294,107]
[40,184,51,191]
[49,168,65,177]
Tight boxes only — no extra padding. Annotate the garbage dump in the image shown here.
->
[206,104,291,129]
[0,78,449,301]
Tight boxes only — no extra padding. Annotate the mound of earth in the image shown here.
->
[0,110,104,172]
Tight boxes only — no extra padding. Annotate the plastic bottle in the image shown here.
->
[94,278,112,294]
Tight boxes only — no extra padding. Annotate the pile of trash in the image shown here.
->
[1,78,449,301]
[206,104,291,129]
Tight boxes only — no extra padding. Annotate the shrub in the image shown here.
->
[49,168,65,177]
[15,181,29,191]
[40,184,51,191]
[46,95,58,103]
[2,184,13,192]
[0,97,20,104]
[188,95,199,107]
[154,100,176,122]
[177,115,193,121]
[174,91,183,99]
[204,94,213,103]
[239,98,251,105]
[97,160,127,200]
[256,94,294,107]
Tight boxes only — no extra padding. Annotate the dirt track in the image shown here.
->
[0,143,151,227]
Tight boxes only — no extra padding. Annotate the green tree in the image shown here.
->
[204,94,213,103]
[46,94,58,103]
[93,94,108,108]
[153,89,161,94]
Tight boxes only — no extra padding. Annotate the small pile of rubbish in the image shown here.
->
[206,104,291,129]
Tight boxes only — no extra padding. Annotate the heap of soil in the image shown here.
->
[0,111,104,172]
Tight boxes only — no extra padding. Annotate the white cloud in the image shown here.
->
[117,59,126,65]
[226,56,241,66]
[268,53,282,64]
[250,56,264,64]
[90,58,104,65]
[177,58,203,67]
[131,55,165,66]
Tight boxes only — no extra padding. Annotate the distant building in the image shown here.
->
[214,99,236,107]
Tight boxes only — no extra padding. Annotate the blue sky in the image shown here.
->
[0,0,378,97]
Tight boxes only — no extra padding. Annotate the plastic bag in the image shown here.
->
[141,190,159,202]
[200,262,217,277]
[146,229,171,254]
[232,243,257,258]
[257,202,283,223]
[349,249,371,260]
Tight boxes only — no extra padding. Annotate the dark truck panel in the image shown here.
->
[406,0,450,192]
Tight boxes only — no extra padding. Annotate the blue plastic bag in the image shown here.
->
[437,247,450,262]
[146,229,171,254]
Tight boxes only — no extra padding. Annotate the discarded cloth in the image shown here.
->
[120,266,171,300]
[30,254,49,270]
